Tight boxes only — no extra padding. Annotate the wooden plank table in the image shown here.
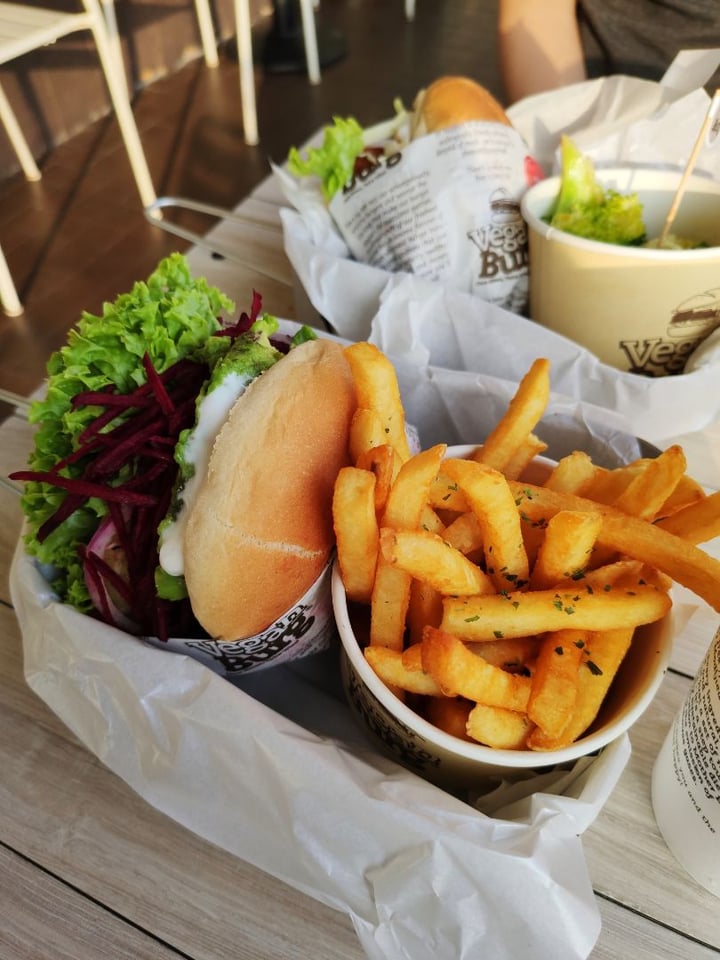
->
[1,175,719,960]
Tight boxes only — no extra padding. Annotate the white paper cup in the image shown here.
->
[521,169,720,375]
[651,623,720,896]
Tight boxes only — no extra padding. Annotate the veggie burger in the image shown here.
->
[11,254,355,642]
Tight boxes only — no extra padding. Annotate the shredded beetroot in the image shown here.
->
[10,352,213,641]
[217,288,262,339]
[10,470,158,505]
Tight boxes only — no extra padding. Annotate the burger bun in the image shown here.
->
[412,75,511,138]
[183,338,355,641]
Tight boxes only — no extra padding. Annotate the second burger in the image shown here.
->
[286,76,543,314]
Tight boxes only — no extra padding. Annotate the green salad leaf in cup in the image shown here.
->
[545,135,647,246]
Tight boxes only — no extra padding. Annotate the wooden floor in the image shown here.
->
[0,0,501,418]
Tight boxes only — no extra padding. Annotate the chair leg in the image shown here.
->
[0,244,23,317]
[84,0,156,207]
[298,0,320,85]
[405,0,416,20]
[193,0,220,67]
[233,0,258,145]
[0,83,41,182]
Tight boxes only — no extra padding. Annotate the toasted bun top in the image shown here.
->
[413,76,511,137]
[183,338,355,640]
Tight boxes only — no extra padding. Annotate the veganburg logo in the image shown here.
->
[187,606,316,673]
[345,671,441,772]
[467,187,529,282]
[620,288,720,375]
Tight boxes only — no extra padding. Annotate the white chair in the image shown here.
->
[0,0,155,202]
[231,0,320,147]
[144,0,322,233]
[0,0,157,315]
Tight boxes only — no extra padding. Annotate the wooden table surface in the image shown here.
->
[1,175,720,960]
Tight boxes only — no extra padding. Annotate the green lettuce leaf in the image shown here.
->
[20,253,235,606]
[547,136,646,246]
[287,116,365,201]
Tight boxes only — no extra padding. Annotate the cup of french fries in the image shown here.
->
[332,344,720,790]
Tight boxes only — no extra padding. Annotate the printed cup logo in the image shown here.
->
[342,657,441,773]
[467,187,529,291]
[620,288,720,376]
[143,560,336,677]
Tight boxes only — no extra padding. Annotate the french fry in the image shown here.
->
[370,561,412,650]
[612,444,687,521]
[379,527,494,596]
[332,467,379,603]
[544,450,597,494]
[383,444,447,529]
[442,511,484,555]
[657,473,706,517]
[655,489,720,545]
[419,503,446,535]
[466,703,534,749]
[349,408,387,464]
[407,582,443,645]
[529,510,602,590]
[555,558,672,594]
[442,457,530,593]
[365,645,443,696]
[429,471,470,512]
[344,342,411,462]
[510,480,720,611]
[401,641,427,671]
[472,358,551,473]
[356,443,399,513]
[527,629,588,739]
[425,696,473,741]
[501,433,548,481]
[370,444,447,649]
[587,459,705,517]
[466,635,540,671]
[422,626,532,712]
[441,583,671,641]
[527,627,634,750]
[581,459,645,505]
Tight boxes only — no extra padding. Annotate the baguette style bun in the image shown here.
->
[412,76,511,137]
[183,338,355,640]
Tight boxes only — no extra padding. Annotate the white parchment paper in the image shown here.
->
[278,51,720,450]
[368,274,720,487]
[13,543,628,960]
[12,362,667,960]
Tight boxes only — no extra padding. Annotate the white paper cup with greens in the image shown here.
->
[521,168,720,376]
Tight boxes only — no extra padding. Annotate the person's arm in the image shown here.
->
[497,0,587,104]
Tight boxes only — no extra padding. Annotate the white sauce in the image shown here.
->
[158,371,252,576]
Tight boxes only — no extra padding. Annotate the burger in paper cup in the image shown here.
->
[10,255,355,678]
[284,76,543,315]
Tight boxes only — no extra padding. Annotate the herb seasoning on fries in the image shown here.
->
[333,345,720,752]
